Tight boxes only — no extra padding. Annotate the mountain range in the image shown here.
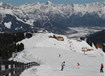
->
[0,1,105,33]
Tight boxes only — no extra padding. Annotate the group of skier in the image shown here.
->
[61,61,80,71]
[60,61,104,73]
[59,54,104,73]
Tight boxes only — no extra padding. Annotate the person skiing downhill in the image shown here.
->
[61,61,65,71]
[59,54,61,57]
[100,63,104,73]
[77,62,80,69]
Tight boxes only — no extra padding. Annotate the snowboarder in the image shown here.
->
[100,63,104,73]
[77,62,80,69]
[61,61,65,71]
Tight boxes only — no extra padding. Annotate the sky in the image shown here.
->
[0,0,105,6]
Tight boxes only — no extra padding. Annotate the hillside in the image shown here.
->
[10,32,104,76]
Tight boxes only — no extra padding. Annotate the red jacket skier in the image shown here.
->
[77,62,80,69]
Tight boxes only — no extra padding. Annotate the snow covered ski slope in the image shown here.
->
[11,33,104,76]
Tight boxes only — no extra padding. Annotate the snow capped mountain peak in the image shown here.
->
[0,2,105,18]
[19,2,105,18]
[0,2,105,32]
[46,0,53,5]
[0,2,3,5]
[0,2,14,9]
[0,2,15,15]
[94,2,105,5]
[0,2,7,6]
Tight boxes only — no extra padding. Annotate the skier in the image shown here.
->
[77,62,80,69]
[61,61,65,71]
[59,54,61,57]
[100,63,104,73]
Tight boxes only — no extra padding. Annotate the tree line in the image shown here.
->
[86,30,105,53]
[0,32,33,60]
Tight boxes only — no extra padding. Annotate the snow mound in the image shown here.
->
[19,33,70,50]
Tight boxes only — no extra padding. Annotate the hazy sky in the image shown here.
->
[0,0,104,6]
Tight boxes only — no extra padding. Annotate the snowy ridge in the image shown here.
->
[19,33,70,50]
[0,2,33,27]
[19,2,105,18]
[0,2,105,32]
[0,2,105,24]
[0,9,13,15]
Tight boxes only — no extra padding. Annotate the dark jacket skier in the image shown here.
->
[61,61,65,71]
[100,63,104,73]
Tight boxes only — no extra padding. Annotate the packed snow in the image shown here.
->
[10,32,104,76]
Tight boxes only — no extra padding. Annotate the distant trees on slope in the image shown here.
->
[86,30,105,53]
[0,32,33,60]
